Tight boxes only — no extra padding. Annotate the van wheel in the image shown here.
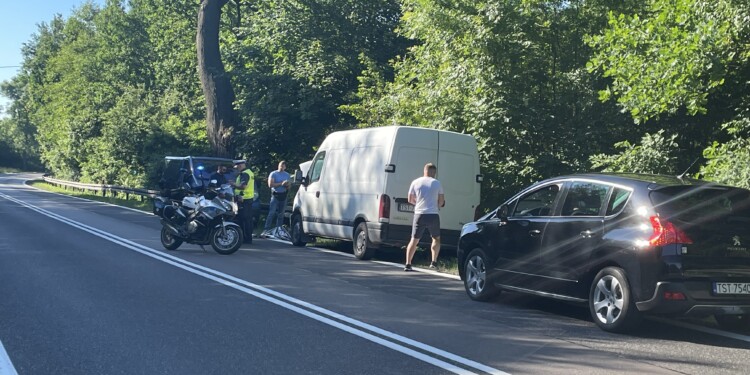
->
[353,222,376,260]
[589,267,641,333]
[290,214,307,247]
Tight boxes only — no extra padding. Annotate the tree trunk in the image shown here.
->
[197,0,236,158]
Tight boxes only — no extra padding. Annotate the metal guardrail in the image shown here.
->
[41,176,294,222]
[42,176,160,201]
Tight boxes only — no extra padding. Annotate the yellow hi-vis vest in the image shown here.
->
[234,169,254,198]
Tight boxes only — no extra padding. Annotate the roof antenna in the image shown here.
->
[677,157,700,180]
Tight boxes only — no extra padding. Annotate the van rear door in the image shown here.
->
[437,132,481,231]
[387,129,439,230]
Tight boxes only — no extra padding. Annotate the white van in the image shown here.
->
[289,126,482,259]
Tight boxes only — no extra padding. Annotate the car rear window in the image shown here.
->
[650,186,750,223]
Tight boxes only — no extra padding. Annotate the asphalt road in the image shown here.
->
[1,173,749,374]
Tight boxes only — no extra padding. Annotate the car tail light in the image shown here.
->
[379,194,390,219]
[663,292,686,301]
[649,216,693,246]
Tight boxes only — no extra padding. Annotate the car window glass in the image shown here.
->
[606,187,631,216]
[309,152,326,183]
[651,186,750,223]
[513,184,561,217]
[561,181,610,216]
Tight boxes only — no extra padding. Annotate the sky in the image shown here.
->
[0,0,104,116]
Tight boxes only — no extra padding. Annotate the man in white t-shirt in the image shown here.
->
[404,163,445,271]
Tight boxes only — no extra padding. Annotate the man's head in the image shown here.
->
[218,165,228,174]
[278,160,287,171]
[424,163,437,178]
[234,160,246,171]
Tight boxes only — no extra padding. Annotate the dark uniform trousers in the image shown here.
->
[238,199,255,243]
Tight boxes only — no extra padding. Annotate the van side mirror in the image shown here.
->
[498,204,509,221]
[294,169,307,186]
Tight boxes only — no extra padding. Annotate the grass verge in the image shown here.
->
[311,237,459,275]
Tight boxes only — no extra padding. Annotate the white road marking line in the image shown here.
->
[10,182,750,342]
[265,237,462,279]
[0,339,18,375]
[0,192,508,375]
[23,176,457,278]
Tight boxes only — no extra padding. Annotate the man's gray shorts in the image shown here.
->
[411,213,440,239]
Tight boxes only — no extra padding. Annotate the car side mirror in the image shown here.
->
[498,204,509,221]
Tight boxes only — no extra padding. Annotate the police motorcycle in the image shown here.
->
[159,180,242,255]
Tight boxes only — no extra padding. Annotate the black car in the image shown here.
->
[458,173,750,332]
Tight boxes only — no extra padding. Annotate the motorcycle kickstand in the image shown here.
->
[199,245,208,252]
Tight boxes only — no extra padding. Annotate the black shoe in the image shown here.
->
[404,264,413,272]
[429,262,438,269]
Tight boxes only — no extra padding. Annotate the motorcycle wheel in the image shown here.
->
[160,226,183,250]
[211,225,242,255]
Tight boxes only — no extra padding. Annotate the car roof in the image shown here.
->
[542,172,710,189]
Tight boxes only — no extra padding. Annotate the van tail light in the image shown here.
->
[649,216,693,246]
[379,194,390,219]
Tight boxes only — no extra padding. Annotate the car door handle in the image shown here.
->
[529,229,541,237]
[315,191,320,198]
[580,230,594,238]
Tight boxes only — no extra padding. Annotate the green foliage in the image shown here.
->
[589,130,680,174]
[701,119,750,189]
[345,0,643,204]
[587,0,750,123]
[226,0,407,170]
[3,0,749,199]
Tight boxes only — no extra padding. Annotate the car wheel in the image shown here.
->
[589,267,641,332]
[290,213,307,247]
[715,314,750,332]
[463,248,500,301]
[353,222,376,260]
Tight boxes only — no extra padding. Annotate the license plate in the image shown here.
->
[713,282,750,295]
[398,203,414,212]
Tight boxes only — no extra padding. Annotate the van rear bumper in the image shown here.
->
[368,222,460,249]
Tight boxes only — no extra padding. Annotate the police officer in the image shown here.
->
[231,160,255,244]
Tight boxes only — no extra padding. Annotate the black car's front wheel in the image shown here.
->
[589,267,641,332]
[463,248,500,301]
